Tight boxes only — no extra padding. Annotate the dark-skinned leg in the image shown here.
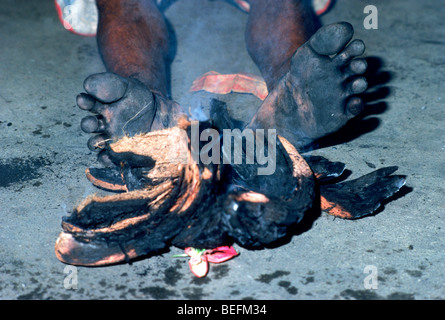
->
[77,0,182,165]
[245,0,369,150]
[245,0,319,91]
[96,0,169,95]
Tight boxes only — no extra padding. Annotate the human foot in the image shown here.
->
[77,72,181,164]
[248,22,368,149]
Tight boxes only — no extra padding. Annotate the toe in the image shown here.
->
[343,59,368,78]
[347,77,368,95]
[87,134,108,151]
[83,72,129,104]
[333,39,365,66]
[77,93,95,110]
[97,150,116,167]
[346,97,364,116]
[309,22,354,56]
[81,115,100,133]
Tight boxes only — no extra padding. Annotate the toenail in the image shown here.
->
[351,39,365,55]
[309,22,354,55]
[350,59,368,74]
[351,79,368,93]
[87,135,107,151]
[347,97,364,115]
[77,93,95,110]
[81,116,99,133]
[84,73,129,104]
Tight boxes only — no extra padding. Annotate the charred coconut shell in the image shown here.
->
[55,117,316,266]
[55,103,406,267]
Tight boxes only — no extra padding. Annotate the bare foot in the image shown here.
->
[248,22,368,149]
[77,72,182,165]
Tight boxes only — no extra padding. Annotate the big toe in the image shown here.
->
[309,22,354,56]
[84,72,129,104]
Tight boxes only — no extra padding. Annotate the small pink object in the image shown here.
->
[183,246,239,278]
[204,246,239,263]
[190,71,269,101]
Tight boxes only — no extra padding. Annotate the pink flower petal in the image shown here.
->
[181,246,238,277]
[205,246,239,263]
[189,258,209,278]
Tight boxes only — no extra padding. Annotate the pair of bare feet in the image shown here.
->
[77,22,368,163]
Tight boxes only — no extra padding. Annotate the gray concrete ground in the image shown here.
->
[0,0,444,300]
